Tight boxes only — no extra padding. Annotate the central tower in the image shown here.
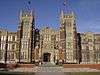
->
[60,0,78,63]
[60,11,77,63]
[17,9,35,63]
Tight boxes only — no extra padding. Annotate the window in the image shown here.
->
[1,44,3,49]
[67,42,71,48]
[62,43,65,49]
[88,39,92,42]
[68,23,71,27]
[82,45,85,50]
[22,52,25,59]
[15,44,16,49]
[89,45,93,50]
[1,36,3,41]
[22,44,24,49]
[26,42,28,49]
[8,36,10,41]
[1,36,6,41]
[24,53,27,59]
[21,52,24,59]
[11,53,14,59]
[99,53,100,58]
[12,44,15,50]
[16,52,19,59]
[8,36,12,41]
[95,45,99,50]
[3,44,5,50]
[15,36,17,41]
[9,44,12,50]
[86,46,89,50]
[7,54,10,60]
[4,36,6,41]
[24,21,29,26]
[0,51,3,59]
[66,33,72,37]
[10,36,12,41]
[12,36,15,41]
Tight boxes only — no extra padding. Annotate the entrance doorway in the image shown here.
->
[43,53,51,62]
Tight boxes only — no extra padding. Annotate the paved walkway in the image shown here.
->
[35,72,65,75]
[9,63,100,72]
[10,66,100,72]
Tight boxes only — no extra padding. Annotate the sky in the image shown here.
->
[0,0,100,33]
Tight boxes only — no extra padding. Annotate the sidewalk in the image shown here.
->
[10,67,100,72]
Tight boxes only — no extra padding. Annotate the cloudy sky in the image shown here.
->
[0,0,100,33]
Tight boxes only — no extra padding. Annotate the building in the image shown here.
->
[0,8,100,65]
[0,29,17,63]
[60,11,78,63]
[79,32,100,64]
[17,9,35,63]
[39,27,60,64]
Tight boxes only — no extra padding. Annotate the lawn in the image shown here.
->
[64,72,100,75]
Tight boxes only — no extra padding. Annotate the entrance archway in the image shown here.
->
[43,53,51,62]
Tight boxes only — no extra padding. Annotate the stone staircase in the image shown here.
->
[40,62,60,67]
[35,66,63,72]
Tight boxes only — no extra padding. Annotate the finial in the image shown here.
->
[63,0,68,13]
[27,0,31,10]
[28,0,31,5]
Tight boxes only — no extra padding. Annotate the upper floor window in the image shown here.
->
[66,33,72,37]
[1,44,6,50]
[24,21,29,26]
[1,44,3,49]
[67,42,72,48]
[3,44,5,50]
[1,36,3,41]
[12,36,15,41]
[8,36,12,41]
[68,23,71,27]
[88,39,92,42]
[12,44,15,50]
[86,46,89,50]
[15,36,17,41]
[1,36,6,41]
[22,44,24,49]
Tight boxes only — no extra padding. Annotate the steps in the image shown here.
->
[40,62,60,67]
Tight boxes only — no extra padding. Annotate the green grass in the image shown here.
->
[64,72,100,75]
[0,72,35,75]
[0,72,100,75]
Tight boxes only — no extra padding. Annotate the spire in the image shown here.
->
[60,10,64,18]
[28,0,31,5]
[63,0,68,13]
[27,0,31,10]
[63,0,67,6]
[20,0,33,18]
